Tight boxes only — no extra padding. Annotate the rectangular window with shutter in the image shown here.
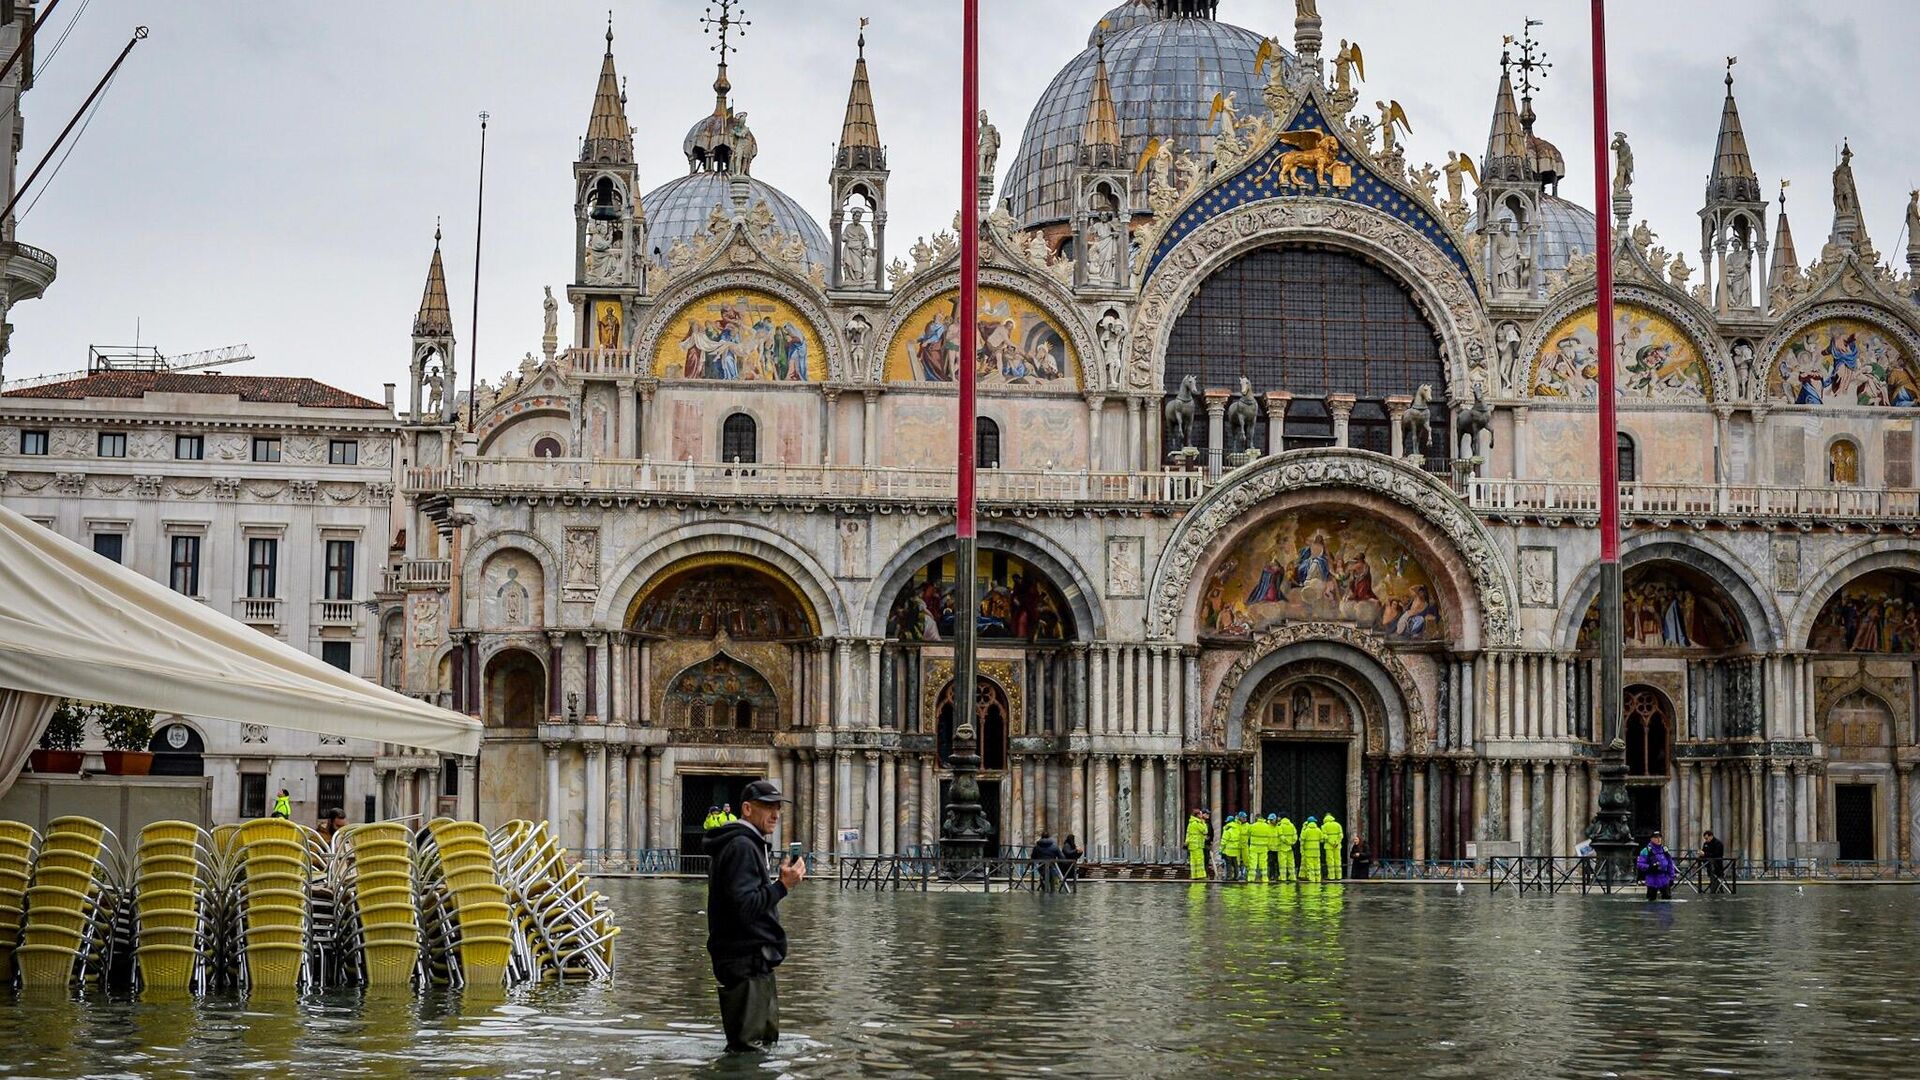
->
[1886,429,1913,488]
[247,537,278,598]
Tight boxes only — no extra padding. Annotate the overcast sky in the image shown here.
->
[7,1,1917,396]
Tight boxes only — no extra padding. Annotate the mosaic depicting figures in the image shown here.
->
[1197,512,1443,642]
[888,551,1072,642]
[1770,320,1919,407]
[885,288,1079,388]
[1532,305,1710,402]
[631,563,814,640]
[651,290,824,381]
[1809,571,1920,653]
[1578,566,1744,651]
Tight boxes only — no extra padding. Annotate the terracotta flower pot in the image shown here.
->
[29,749,84,774]
[101,750,154,776]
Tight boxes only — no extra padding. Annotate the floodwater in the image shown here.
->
[2,879,1918,1078]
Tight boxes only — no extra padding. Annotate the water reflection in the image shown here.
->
[0,881,1917,1077]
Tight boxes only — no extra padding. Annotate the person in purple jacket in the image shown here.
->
[1637,831,1677,901]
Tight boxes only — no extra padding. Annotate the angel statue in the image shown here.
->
[1443,151,1479,206]
[1296,0,1319,19]
[1209,91,1241,137]
[1375,100,1410,155]
[1611,131,1634,198]
[1333,39,1364,95]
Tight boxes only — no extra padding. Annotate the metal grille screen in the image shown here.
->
[1259,740,1348,824]
[1164,246,1447,458]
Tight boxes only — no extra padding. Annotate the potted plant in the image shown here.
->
[29,700,87,774]
[97,703,158,776]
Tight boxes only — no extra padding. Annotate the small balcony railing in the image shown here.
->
[317,599,358,626]
[238,597,281,627]
[1469,477,1920,524]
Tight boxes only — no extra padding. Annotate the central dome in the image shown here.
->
[1004,3,1291,229]
[641,174,832,272]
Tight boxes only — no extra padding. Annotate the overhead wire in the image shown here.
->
[0,0,93,129]
[17,63,115,222]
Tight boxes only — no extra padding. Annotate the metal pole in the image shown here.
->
[941,0,989,862]
[1586,0,1635,868]
[0,24,144,225]
[466,111,488,433]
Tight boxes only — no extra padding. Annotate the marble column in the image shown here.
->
[606,747,628,865]
[1150,646,1167,736]
[584,744,606,855]
[1070,754,1088,851]
[543,742,562,829]
[880,753,897,854]
[1898,764,1914,863]
[1386,395,1411,458]
[1746,760,1765,863]
[1549,760,1567,857]
[1328,394,1356,448]
[1473,760,1490,842]
[1507,760,1526,849]
[458,758,478,821]
[1125,398,1142,472]
[863,388,880,467]
[1264,391,1291,455]
[866,639,883,730]
[631,749,648,852]
[919,754,938,847]
[1204,390,1228,478]
[1769,761,1790,864]
[1411,761,1427,861]
[863,752,881,852]
[1141,756,1160,854]
[1086,394,1105,471]
[583,631,604,722]
[1089,646,1106,735]
[1091,754,1111,853]
[833,751,853,850]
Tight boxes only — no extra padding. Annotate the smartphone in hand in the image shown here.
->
[787,841,804,864]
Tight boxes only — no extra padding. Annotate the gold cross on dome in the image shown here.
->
[702,1,750,63]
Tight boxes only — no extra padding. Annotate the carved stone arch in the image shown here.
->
[638,267,846,380]
[1788,540,1920,648]
[475,403,575,455]
[1131,198,1492,398]
[1756,300,1920,402]
[592,520,847,637]
[1521,281,1730,403]
[1146,448,1517,648]
[462,530,563,627]
[1554,532,1784,652]
[876,263,1104,390]
[1813,671,1911,748]
[863,519,1106,641]
[578,170,631,204]
[1209,623,1426,755]
[475,633,553,674]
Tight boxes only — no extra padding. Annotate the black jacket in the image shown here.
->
[1030,837,1064,861]
[703,821,788,966]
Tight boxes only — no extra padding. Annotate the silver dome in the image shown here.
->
[1004,11,1292,229]
[1470,192,1596,275]
[641,173,832,272]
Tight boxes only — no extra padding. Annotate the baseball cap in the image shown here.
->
[741,778,792,804]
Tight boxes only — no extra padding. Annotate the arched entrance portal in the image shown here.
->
[1251,667,1357,845]
[478,648,546,827]
[935,677,1010,850]
[1623,685,1674,840]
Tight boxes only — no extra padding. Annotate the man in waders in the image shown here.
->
[1274,815,1298,882]
[1321,812,1345,880]
[705,779,805,1053]
[1185,808,1210,879]
[1300,816,1324,882]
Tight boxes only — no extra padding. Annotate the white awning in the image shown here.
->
[0,502,480,791]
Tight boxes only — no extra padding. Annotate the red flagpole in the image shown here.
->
[941,0,989,858]
[1591,0,1624,756]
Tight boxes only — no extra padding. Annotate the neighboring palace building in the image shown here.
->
[392,1,1920,867]
[0,367,419,825]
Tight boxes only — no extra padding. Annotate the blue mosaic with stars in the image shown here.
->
[1144,98,1472,284]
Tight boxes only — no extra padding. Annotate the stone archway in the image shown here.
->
[1150,449,1515,648]
[478,647,546,828]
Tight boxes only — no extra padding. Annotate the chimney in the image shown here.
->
[383,383,396,411]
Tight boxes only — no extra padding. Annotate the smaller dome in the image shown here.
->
[1526,134,1566,186]
[641,173,832,272]
[1468,193,1596,276]
[684,107,760,176]
[1089,1,1158,45]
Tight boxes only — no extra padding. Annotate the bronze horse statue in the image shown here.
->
[1455,382,1495,458]
[1400,383,1435,457]
[1165,375,1202,451]
[1225,376,1260,454]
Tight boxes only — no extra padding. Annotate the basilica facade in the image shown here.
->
[387,0,1920,869]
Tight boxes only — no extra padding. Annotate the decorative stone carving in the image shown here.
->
[241,723,267,743]
[1106,536,1144,599]
[134,475,164,498]
[54,473,84,495]
[211,477,240,500]
[1518,547,1557,608]
[1145,449,1517,646]
[564,526,600,596]
[364,440,393,468]
[290,480,319,502]
[1773,536,1800,592]
[838,517,869,579]
[410,593,443,646]
[1133,198,1491,396]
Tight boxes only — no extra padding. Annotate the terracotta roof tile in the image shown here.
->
[2,371,386,410]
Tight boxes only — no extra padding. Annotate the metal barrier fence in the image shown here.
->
[838,855,1078,893]
[1488,855,1739,896]
[1365,859,1481,880]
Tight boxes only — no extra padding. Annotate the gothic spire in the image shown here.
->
[836,22,883,171]
[581,17,634,165]
[1706,59,1760,204]
[1482,49,1531,183]
[1770,182,1800,290]
[413,224,454,338]
[1080,32,1123,168]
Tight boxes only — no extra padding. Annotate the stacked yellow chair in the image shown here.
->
[0,821,41,983]
[419,819,513,988]
[338,823,419,988]
[490,819,618,980]
[15,816,121,989]
[130,820,214,993]
[231,818,310,991]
